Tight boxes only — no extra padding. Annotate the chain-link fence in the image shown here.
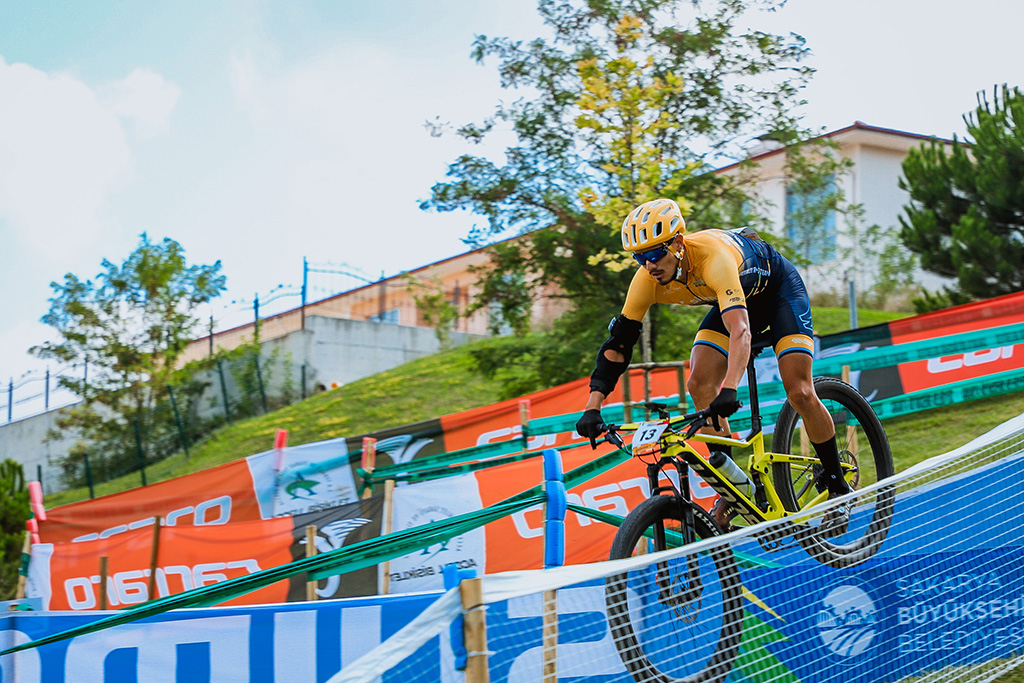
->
[43,347,315,496]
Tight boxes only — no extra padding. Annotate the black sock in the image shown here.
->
[812,436,851,496]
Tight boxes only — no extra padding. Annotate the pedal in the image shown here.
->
[812,464,827,493]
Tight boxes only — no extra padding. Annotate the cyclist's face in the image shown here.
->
[640,238,680,285]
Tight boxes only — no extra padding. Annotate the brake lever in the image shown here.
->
[601,424,625,450]
[684,418,709,439]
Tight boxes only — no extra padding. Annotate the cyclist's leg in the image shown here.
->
[688,308,730,435]
[767,259,852,500]
[689,311,735,528]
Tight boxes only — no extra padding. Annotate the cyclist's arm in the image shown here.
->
[584,272,653,407]
[721,307,751,390]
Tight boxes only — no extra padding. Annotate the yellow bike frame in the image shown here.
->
[616,417,853,527]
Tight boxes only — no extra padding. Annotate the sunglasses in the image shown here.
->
[632,243,672,265]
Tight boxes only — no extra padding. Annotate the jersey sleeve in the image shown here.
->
[621,268,657,322]
[703,249,747,313]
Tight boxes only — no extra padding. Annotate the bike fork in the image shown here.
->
[648,458,703,593]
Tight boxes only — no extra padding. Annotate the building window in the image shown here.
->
[369,308,400,324]
[785,175,837,263]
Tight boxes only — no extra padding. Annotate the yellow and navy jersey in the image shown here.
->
[621,229,777,322]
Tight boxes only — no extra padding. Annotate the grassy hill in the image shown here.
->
[44,305,1024,507]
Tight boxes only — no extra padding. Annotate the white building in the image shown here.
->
[718,121,954,304]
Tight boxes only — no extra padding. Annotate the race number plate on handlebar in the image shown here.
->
[632,421,669,456]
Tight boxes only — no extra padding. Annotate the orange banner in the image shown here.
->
[40,459,263,545]
[890,290,1024,393]
[36,517,295,610]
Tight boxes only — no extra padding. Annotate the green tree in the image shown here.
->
[425,0,814,379]
[403,274,463,348]
[899,85,1024,308]
[33,235,226,485]
[0,459,30,600]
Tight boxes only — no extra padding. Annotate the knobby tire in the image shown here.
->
[605,496,743,683]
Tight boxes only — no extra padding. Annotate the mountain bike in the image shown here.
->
[598,347,895,683]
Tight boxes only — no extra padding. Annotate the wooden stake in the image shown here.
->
[305,525,319,601]
[98,556,109,610]
[360,437,377,500]
[542,589,558,682]
[147,516,162,601]
[460,577,489,682]
[380,479,396,595]
[518,400,531,448]
[677,364,689,413]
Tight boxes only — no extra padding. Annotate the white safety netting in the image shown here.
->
[331,413,1024,683]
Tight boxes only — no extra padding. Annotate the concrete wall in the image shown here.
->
[0,409,72,495]
[0,316,483,494]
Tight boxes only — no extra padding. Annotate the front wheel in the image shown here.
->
[772,376,896,568]
[605,496,743,683]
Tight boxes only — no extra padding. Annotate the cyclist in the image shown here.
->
[575,198,851,534]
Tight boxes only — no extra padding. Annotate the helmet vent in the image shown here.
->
[652,222,663,237]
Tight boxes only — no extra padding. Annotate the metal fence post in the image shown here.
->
[167,385,190,459]
[83,452,95,499]
[134,417,147,486]
[253,352,268,414]
[217,359,231,421]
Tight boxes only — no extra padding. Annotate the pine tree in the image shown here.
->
[899,85,1024,307]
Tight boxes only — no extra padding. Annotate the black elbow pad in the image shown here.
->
[589,315,643,395]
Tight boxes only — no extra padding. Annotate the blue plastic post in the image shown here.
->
[443,562,477,671]
[543,448,567,569]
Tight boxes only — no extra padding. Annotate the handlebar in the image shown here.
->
[594,403,743,450]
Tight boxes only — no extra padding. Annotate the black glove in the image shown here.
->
[708,388,740,431]
[575,409,605,449]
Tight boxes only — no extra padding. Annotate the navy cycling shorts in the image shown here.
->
[693,256,814,358]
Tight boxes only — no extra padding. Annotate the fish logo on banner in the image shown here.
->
[816,583,882,659]
[388,472,486,593]
[377,434,433,466]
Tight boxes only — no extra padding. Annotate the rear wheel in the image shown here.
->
[605,496,743,683]
[772,376,896,568]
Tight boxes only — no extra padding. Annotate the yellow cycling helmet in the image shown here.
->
[620,198,686,252]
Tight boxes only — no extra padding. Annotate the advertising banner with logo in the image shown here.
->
[818,290,1024,403]
[384,472,486,593]
[27,497,385,610]
[39,459,263,545]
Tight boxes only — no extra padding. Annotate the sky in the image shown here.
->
[0,0,1021,403]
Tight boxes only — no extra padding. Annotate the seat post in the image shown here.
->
[745,343,768,436]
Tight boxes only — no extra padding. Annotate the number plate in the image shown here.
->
[632,421,668,449]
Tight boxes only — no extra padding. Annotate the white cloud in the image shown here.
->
[99,67,182,140]
[0,58,134,257]
[217,43,506,281]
